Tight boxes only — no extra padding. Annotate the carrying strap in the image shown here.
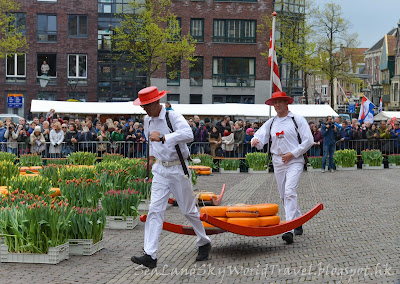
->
[165,111,190,177]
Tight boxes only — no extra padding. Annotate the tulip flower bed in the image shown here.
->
[67,152,98,166]
[96,169,130,192]
[60,178,102,209]
[101,189,141,217]
[0,161,19,186]
[8,175,51,196]
[46,158,68,166]
[59,166,96,182]
[0,152,17,163]
[102,153,124,163]
[39,164,64,187]
[19,154,43,167]
[129,179,152,200]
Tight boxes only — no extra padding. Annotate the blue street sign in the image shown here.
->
[7,94,23,108]
[348,103,355,114]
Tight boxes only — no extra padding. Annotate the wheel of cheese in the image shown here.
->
[202,217,227,228]
[24,173,39,177]
[253,203,279,216]
[257,215,280,227]
[227,217,260,227]
[200,206,227,217]
[199,170,211,175]
[50,188,61,198]
[198,193,217,201]
[226,205,259,218]
[0,186,8,195]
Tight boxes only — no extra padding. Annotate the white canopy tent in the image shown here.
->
[30,100,337,120]
[374,111,400,121]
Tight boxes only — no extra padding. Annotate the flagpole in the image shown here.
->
[269,11,277,120]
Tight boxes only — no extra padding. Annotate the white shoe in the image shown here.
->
[321,169,325,173]
[330,169,334,173]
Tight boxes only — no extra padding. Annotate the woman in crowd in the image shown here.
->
[244,127,255,155]
[366,123,380,149]
[233,121,245,157]
[221,126,234,157]
[125,124,137,157]
[209,126,222,157]
[0,121,7,152]
[16,124,30,155]
[78,122,94,152]
[64,123,79,155]
[96,124,110,155]
[4,122,18,155]
[30,126,46,157]
[49,122,64,158]
[309,124,323,157]
[111,125,125,154]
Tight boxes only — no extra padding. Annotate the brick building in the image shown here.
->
[151,0,274,105]
[0,0,98,117]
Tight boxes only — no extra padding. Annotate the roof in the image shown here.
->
[364,28,397,54]
[30,100,338,119]
[387,35,397,56]
[374,111,400,121]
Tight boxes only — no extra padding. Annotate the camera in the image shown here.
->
[9,126,13,130]
[325,122,332,128]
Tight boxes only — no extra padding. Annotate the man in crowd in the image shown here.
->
[321,116,337,172]
[251,91,313,244]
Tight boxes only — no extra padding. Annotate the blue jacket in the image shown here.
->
[321,124,337,146]
[0,127,6,142]
[339,126,352,140]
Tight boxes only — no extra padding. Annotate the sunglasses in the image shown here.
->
[62,126,67,128]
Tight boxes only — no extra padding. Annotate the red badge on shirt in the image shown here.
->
[276,130,284,138]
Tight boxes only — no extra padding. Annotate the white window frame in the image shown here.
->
[68,54,88,79]
[6,53,26,79]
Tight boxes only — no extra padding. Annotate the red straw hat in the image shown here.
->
[133,86,169,106]
[265,91,294,106]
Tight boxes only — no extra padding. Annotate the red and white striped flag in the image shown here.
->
[268,32,282,93]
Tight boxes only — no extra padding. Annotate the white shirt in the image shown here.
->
[252,112,313,159]
[144,107,193,162]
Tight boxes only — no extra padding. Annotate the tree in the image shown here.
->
[313,2,360,108]
[113,0,196,86]
[0,0,28,58]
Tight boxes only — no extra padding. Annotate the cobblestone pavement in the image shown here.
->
[1,170,399,284]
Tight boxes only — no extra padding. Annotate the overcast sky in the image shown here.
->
[314,0,400,48]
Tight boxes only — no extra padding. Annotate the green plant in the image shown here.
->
[129,179,152,200]
[19,154,43,167]
[245,152,268,171]
[219,159,240,170]
[388,154,400,165]
[46,158,68,166]
[361,150,383,166]
[38,164,64,187]
[8,175,51,196]
[191,169,198,186]
[68,207,106,243]
[67,152,98,165]
[190,154,215,168]
[101,189,141,217]
[0,196,70,254]
[102,153,124,163]
[60,178,102,208]
[96,169,130,193]
[308,156,323,169]
[0,152,17,163]
[333,149,357,167]
[0,161,19,186]
[59,166,96,181]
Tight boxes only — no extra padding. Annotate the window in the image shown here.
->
[212,95,254,104]
[212,57,255,87]
[167,94,180,104]
[190,94,202,104]
[37,14,57,42]
[36,92,56,101]
[6,54,26,83]
[190,57,203,86]
[68,15,88,38]
[68,54,88,85]
[168,17,181,41]
[213,20,256,43]
[167,60,180,86]
[190,19,204,42]
[8,13,26,35]
[214,0,256,2]
[67,92,88,102]
[37,54,57,85]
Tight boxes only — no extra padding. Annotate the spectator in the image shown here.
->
[0,121,7,152]
[49,122,64,158]
[366,124,380,149]
[209,126,222,157]
[378,121,391,154]
[351,122,363,153]
[64,123,79,154]
[391,121,400,153]
[95,121,102,136]
[309,124,322,157]
[216,116,230,135]
[321,116,338,172]
[233,121,245,157]
[78,122,94,152]
[221,126,234,157]
[16,124,30,155]
[28,121,36,135]
[4,122,18,155]
[61,123,68,134]
[339,121,352,150]
[30,126,46,156]
[125,124,137,157]
[204,118,212,133]
[111,125,125,154]
[74,119,81,131]
[244,127,254,155]
[333,116,342,131]
[252,122,259,132]
[165,101,173,110]
[133,129,146,158]
[96,124,110,154]
[194,120,209,154]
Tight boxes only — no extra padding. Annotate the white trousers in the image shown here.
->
[144,166,211,260]
[273,160,303,234]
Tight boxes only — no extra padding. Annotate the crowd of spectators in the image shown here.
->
[1,106,399,159]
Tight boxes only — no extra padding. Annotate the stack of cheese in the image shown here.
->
[197,191,217,202]
[189,165,211,175]
[200,203,279,228]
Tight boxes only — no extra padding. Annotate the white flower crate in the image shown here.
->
[389,163,400,169]
[336,165,357,171]
[362,164,384,170]
[307,166,328,172]
[219,168,240,174]
[138,200,149,212]
[68,239,104,256]
[248,168,268,174]
[0,242,69,264]
[105,216,139,230]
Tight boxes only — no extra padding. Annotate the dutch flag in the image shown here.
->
[358,96,375,124]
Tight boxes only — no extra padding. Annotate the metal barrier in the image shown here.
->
[188,142,264,157]
[334,138,400,155]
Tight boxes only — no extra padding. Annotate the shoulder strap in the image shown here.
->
[165,111,190,177]
[291,116,302,144]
